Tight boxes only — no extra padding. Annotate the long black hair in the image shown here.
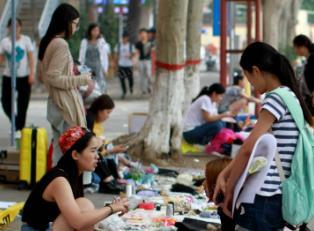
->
[7,18,22,28]
[293,34,314,53]
[86,23,102,40]
[193,83,225,102]
[38,3,79,61]
[56,129,95,198]
[87,94,115,131]
[240,42,312,125]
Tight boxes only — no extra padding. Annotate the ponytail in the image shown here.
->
[192,83,225,102]
[277,55,313,125]
[240,42,313,126]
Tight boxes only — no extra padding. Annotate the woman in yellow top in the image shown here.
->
[86,94,135,194]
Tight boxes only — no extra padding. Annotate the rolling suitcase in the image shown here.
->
[19,127,48,188]
[0,148,19,183]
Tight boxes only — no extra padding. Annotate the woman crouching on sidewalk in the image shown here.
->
[21,126,128,231]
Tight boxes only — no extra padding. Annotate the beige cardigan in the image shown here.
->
[42,38,89,127]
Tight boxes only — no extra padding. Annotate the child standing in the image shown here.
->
[214,42,312,230]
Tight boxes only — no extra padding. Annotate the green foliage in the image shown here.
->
[98,2,119,50]
[302,0,314,10]
[68,9,89,61]
[279,43,297,62]
[143,0,153,7]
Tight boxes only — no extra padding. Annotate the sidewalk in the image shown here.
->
[1,67,218,149]
[1,69,314,230]
[0,69,222,230]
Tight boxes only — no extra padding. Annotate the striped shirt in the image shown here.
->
[258,87,299,197]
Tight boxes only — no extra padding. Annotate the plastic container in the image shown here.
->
[138,202,155,210]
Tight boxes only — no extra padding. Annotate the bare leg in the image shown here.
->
[52,198,95,231]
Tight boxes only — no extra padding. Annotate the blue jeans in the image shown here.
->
[21,224,51,231]
[183,121,224,145]
[234,195,285,231]
[92,172,101,185]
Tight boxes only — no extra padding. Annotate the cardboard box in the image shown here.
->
[128,113,148,134]
[0,148,19,183]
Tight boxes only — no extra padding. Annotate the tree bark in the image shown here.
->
[183,0,204,113]
[278,0,302,49]
[286,0,303,45]
[127,0,143,43]
[263,0,302,49]
[129,0,189,163]
[87,4,98,23]
[262,0,287,48]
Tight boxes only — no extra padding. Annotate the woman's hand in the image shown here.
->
[28,73,35,85]
[112,144,127,153]
[213,168,234,218]
[213,170,228,206]
[83,73,92,84]
[222,188,234,218]
[223,111,236,118]
[110,197,128,214]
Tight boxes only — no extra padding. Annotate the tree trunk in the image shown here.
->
[129,0,189,163]
[183,0,204,113]
[278,2,289,47]
[127,0,142,43]
[87,4,98,23]
[139,6,153,30]
[262,0,287,48]
[263,0,302,49]
[278,0,302,50]
[286,0,303,45]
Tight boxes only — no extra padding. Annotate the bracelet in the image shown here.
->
[105,205,114,215]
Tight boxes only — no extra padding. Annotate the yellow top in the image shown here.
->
[93,122,104,138]
[244,77,251,113]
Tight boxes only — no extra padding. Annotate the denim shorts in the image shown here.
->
[21,223,52,231]
[234,194,285,231]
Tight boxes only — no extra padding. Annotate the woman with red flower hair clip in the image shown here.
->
[21,126,128,231]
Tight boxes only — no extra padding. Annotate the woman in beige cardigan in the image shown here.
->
[38,3,91,165]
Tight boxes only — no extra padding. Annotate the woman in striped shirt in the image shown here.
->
[213,42,313,231]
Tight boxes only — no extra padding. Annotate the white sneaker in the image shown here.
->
[84,187,95,194]
[14,130,21,139]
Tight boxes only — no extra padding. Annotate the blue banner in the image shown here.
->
[213,0,220,36]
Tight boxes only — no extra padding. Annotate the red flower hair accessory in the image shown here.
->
[59,126,86,154]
